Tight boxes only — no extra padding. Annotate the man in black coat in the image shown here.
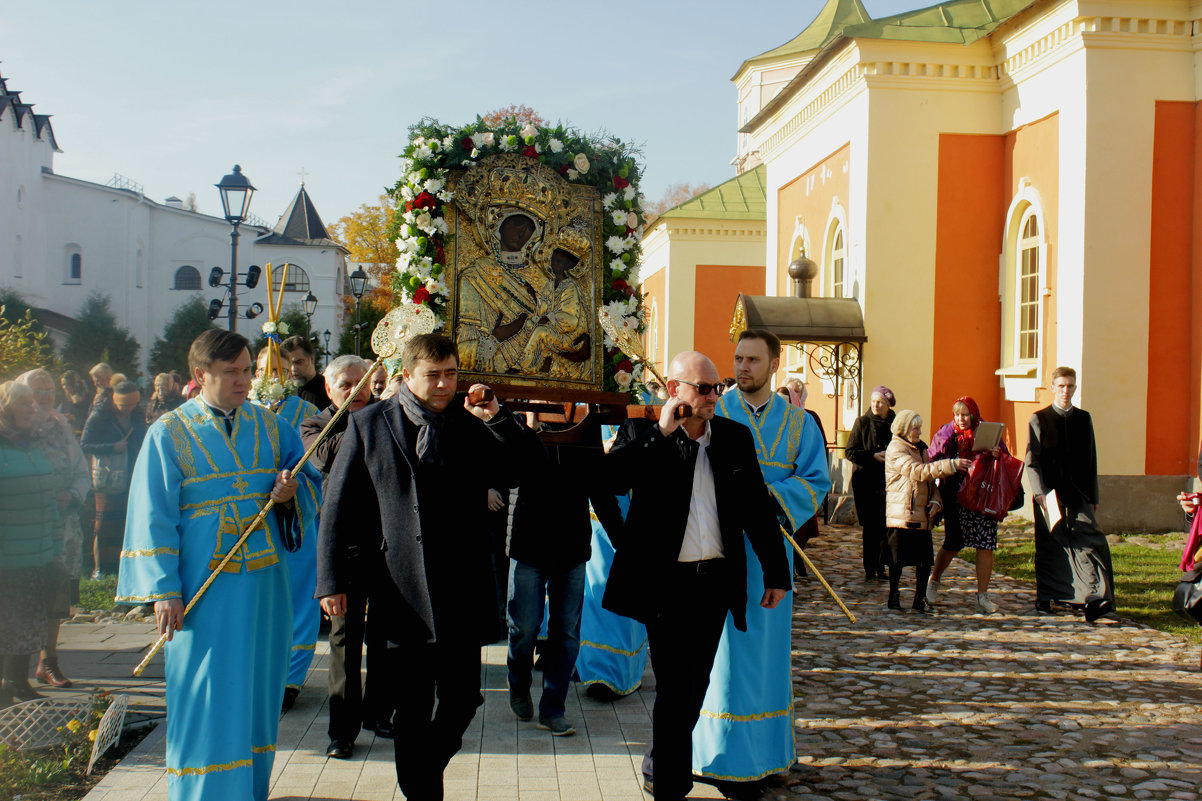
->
[603,351,791,801]
[1026,365,1114,621]
[316,334,537,801]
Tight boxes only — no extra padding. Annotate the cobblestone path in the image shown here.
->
[771,524,1202,801]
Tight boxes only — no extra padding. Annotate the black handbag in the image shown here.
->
[1172,566,1202,624]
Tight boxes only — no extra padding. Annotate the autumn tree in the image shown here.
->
[643,182,713,226]
[328,194,400,313]
[480,104,546,128]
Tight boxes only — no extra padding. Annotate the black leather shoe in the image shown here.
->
[1035,599,1054,614]
[369,718,395,739]
[887,592,901,610]
[1084,598,1114,622]
[281,686,300,713]
[326,738,353,759]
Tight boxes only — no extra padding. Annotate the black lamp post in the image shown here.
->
[215,165,256,333]
[322,329,332,367]
[349,268,369,356]
[303,291,318,335]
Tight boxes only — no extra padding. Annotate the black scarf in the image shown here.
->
[397,383,448,466]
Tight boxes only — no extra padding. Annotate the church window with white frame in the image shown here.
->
[828,225,845,298]
[1017,211,1040,361]
[997,179,1047,401]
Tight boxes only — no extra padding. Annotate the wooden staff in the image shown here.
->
[780,523,856,623]
[132,349,392,677]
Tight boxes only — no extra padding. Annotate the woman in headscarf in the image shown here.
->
[884,409,969,613]
[0,381,60,707]
[845,386,896,581]
[926,396,1008,614]
[18,369,90,687]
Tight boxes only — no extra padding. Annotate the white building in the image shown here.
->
[0,70,349,370]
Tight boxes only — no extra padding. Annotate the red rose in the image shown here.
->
[522,145,538,158]
[616,359,633,374]
[461,137,474,150]
[613,176,630,190]
[625,226,636,236]
[623,285,635,297]
[612,279,628,292]
[434,244,445,265]
[413,191,436,210]
[412,286,431,304]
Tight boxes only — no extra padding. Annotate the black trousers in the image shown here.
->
[645,561,731,801]
[327,591,392,741]
[392,638,483,801]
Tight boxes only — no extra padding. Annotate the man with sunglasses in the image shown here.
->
[603,351,790,801]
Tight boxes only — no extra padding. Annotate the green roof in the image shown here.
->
[736,0,1036,78]
[737,0,871,75]
[659,165,766,222]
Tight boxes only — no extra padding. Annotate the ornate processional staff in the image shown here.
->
[596,308,857,624]
[132,304,439,676]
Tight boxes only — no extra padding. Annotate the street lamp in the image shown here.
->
[322,329,332,367]
[349,268,369,356]
[215,165,256,333]
[303,291,318,334]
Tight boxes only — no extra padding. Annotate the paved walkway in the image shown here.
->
[47,523,1202,800]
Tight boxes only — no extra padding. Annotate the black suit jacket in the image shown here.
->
[316,394,536,646]
[601,416,790,631]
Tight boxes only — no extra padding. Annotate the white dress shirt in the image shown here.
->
[677,422,724,562]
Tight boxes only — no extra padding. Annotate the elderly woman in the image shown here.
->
[144,372,181,425]
[884,409,970,612]
[0,381,60,707]
[845,386,897,581]
[81,380,148,578]
[926,396,1008,614]
[18,370,90,687]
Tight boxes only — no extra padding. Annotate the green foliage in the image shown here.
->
[79,574,120,613]
[0,690,113,798]
[250,304,316,357]
[338,301,387,359]
[0,305,57,381]
[62,294,141,379]
[148,297,216,378]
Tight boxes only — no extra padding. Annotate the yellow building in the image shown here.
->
[645,0,1202,530]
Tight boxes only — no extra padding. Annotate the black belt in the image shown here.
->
[675,557,726,575]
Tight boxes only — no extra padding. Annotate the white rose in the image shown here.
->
[262,322,276,334]
[415,211,433,232]
[520,123,538,140]
[567,168,579,180]
[481,132,495,146]
[549,138,564,153]
[626,212,639,228]
[611,210,628,226]
[573,153,590,173]
[277,322,290,336]
[614,371,633,389]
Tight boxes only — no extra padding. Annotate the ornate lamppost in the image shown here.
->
[215,165,257,332]
[303,291,318,335]
[349,268,369,356]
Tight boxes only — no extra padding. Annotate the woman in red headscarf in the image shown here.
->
[926,396,1008,614]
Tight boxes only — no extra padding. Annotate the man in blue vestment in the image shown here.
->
[254,347,321,711]
[116,329,321,801]
[692,329,830,800]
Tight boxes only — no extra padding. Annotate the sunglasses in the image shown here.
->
[674,379,725,396]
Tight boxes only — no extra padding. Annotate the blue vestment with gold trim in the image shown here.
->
[258,394,322,691]
[692,390,830,781]
[116,398,321,801]
[576,494,648,695]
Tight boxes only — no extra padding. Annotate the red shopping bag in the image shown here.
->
[956,452,1025,521]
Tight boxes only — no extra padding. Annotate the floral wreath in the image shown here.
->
[388,117,646,393]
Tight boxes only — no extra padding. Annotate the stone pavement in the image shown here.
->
[45,522,1202,800]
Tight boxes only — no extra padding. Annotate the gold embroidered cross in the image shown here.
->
[232,475,250,493]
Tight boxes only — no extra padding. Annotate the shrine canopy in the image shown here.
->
[730,294,865,345]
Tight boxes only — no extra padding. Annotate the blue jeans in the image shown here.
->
[506,560,585,719]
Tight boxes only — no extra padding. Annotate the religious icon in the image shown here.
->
[446,153,603,390]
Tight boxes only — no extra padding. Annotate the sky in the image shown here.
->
[1,0,932,229]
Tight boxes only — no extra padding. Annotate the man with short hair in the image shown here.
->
[1026,366,1114,621]
[281,335,331,409]
[690,330,830,800]
[318,333,538,800]
[604,350,791,801]
[299,354,388,759]
[116,329,321,801]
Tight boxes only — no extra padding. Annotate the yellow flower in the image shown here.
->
[66,720,82,733]
[88,730,98,742]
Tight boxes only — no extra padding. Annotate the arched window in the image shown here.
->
[1017,211,1040,361]
[827,225,845,298]
[998,180,1048,401]
[64,245,82,284]
[173,265,201,290]
[282,265,311,293]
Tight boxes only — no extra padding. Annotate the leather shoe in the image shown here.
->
[281,686,300,713]
[713,778,764,800]
[365,718,395,739]
[35,658,73,688]
[1035,599,1054,614]
[326,738,353,759]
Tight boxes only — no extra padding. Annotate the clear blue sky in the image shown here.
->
[1,1,931,228]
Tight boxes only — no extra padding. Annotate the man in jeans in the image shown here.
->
[506,416,623,736]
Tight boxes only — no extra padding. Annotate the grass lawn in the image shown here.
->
[78,574,119,613]
[960,518,1201,645]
